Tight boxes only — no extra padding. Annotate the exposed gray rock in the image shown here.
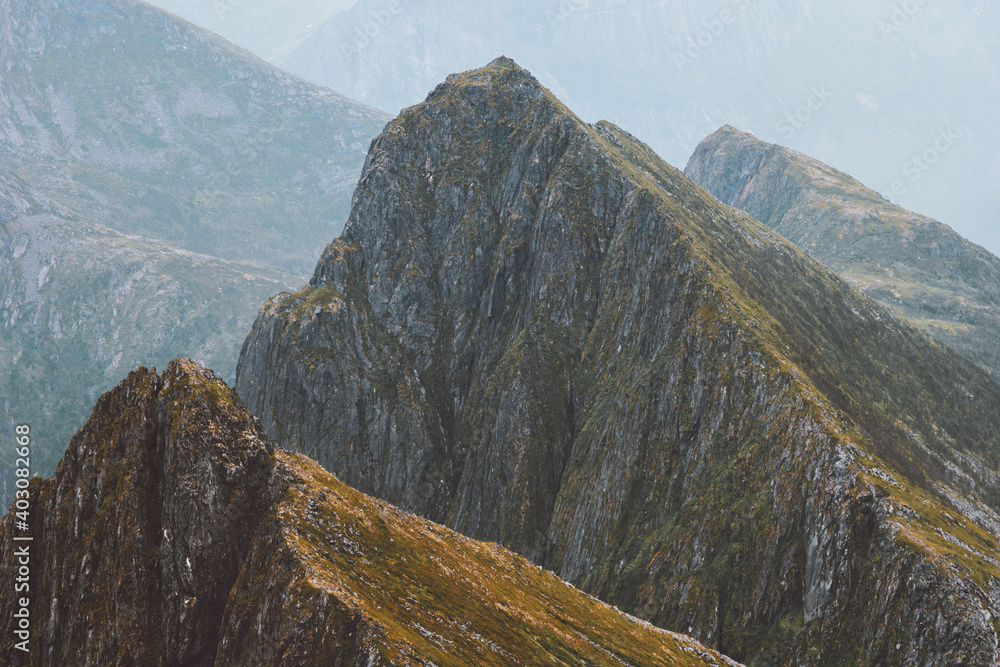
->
[237,58,1000,664]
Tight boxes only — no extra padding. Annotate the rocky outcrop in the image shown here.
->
[0,360,277,665]
[685,125,1000,382]
[236,58,1000,664]
[0,359,739,666]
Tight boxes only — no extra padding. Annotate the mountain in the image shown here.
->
[0,162,298,510]
[268,0,1000,257]
[0,359,741,666]
[145,0,357,63]
[0,0,390,275]
[0,0,390,500]
[684,125,1000,383]
[236,58,1000,665]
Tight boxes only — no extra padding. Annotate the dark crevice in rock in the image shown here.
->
[144,373,167,664]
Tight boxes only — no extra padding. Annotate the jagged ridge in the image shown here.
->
[685,125,1000,382]
[0,359,740,666]
[236,58,1000,665]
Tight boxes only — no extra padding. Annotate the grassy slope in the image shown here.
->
[224,449,741,666]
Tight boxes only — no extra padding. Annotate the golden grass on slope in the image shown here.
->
[274,451,741,667]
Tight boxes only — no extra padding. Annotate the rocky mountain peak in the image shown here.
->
[238,60,1000,664]
[0,359,277,665]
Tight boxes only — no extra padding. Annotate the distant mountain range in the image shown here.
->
[0,0,390,499]
[150,0,1000,257]
[1,0,389,275]
[686,125,1000,383]
[236,58,1000,665]
[0,163,297,498]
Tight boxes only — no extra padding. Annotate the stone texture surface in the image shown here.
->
[236,58,1000,664]
[0,359,277,665]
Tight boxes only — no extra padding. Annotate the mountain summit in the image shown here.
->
[237,58,1000,664]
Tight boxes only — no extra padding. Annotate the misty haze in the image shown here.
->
[1,1,999,665]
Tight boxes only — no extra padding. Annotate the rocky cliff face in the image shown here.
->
[685,125,1000,383]
[0,359,739,666]
[0,0,389,275]
[237,58,1000,664]
[0,163,298,491]
[0,360,278,665]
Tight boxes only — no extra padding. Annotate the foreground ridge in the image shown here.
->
[0,359,741,666]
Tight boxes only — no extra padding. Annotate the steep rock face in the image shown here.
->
[0,0,389,275]
[0,164,297,486]
[0,360,277,665]
[237,58,1000,664]
[685,125,1000,382]
[0,359,738,666]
